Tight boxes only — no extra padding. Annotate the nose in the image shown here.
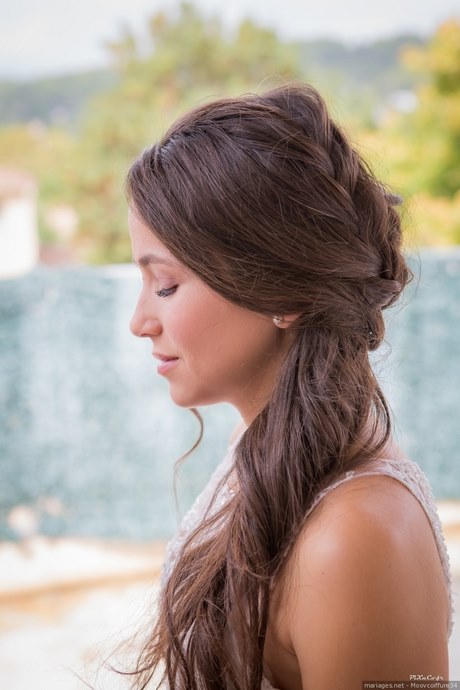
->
[130,295,162,338]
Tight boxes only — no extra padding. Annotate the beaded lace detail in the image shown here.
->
[161,442,237,588]
[161,437,455,690]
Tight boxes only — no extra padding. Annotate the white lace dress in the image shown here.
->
[162,435,455,690]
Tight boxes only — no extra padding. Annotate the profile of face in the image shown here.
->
[129,209,294,423]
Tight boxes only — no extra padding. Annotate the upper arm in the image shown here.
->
[286,489,449,690]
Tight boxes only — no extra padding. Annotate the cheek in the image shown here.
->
[186,291,228,337]
[176,320,201,354]
[168,286,275,373]
[168,295,217,356]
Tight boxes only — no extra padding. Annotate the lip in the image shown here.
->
[153,353,178,362]
[153,354,179,376]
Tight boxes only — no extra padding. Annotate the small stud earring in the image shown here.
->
[273,315,284,327]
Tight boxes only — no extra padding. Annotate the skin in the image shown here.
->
[129,207,450,689]
[263,473,450,689]
[129,208,296,425]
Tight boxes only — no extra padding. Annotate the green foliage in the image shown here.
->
[69,1,303,263]
[1,5,459,259]
[298,34,425,92]
[0,32,425,133]
[385,20,460,199]
[0,124,76,244]
[356,20,460,246]
[297,35,425,127]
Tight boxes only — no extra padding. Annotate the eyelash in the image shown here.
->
[155,285,178,298]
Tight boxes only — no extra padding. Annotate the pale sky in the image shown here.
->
[1,0,459,80]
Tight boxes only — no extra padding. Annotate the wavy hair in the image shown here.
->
[125,83,413,689]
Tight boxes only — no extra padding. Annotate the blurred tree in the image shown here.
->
[399,19,460,198]
[70,1,302,262]
[297,34,424,129]
[358,19,460,245]
[4,8,456,255]
[0,124,76,245]
[0,70,117,128]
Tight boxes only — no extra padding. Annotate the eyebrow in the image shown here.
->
[136,253,177,268]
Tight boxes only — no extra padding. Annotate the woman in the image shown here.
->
[126,83,453,689]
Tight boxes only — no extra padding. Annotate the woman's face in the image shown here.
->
[129,209,293,424]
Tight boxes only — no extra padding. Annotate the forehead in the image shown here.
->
[128,209,178,266]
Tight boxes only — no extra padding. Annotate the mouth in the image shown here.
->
[154,354,179,375]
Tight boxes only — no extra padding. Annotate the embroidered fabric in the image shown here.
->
[161,435,455,690]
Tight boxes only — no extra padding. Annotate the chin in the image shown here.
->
[169,385,222,409]
[169,387,201,409]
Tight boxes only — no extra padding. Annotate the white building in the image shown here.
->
[0,167,38,279]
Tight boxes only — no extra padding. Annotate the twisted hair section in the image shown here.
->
[125,82,413,690]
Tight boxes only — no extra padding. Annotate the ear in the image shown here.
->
[273,313,301,329]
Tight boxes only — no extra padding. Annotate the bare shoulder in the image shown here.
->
[277,474,449,689]
[296,470,434,553]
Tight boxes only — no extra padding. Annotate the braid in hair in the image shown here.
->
[125,82,413,690]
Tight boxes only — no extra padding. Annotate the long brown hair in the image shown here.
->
[125,83,412,689]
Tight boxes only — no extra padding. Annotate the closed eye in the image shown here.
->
[155,285,178,298]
